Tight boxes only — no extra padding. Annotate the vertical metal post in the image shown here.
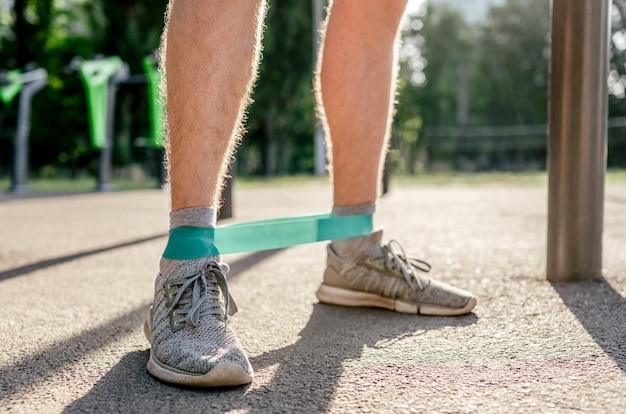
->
[97,64,128,192]
[218,162,234,220]
[313,0,327,175]
[11,69,47,194]
[547,0,610,281]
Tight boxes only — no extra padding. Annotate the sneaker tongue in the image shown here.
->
[362,230,385,257]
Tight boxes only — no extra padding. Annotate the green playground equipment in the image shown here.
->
[0,70,24,106]
[142,55,164,148]
[78,56,129,191]
[79,57,124,149]
[0,68,48,194]
[141,55,168,189]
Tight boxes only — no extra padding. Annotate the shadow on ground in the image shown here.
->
[62,305,477,413]
[0,242,480,413]
[0,234,167,282]
[0,303,150,403]
[0,249,279,405]
[551,278,626,374]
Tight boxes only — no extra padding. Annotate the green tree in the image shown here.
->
[243,0,315,176]
[4,0,54,68]
[406,4,474,127]
[395,4,475,171]
[607,0,626,166]
[394,0,553,172]
[472,0,550,126]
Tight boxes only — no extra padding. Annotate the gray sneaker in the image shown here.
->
[316,230,477,316]
[145,258,253,387]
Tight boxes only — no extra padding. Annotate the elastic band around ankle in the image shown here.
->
[162,213,373,260]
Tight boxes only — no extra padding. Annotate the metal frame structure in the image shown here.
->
[547,0,610,281]
[10,68,48,194]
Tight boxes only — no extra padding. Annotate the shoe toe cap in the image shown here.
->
[419,279,477,309]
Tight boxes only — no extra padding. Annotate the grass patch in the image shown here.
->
[391,171,549,186]
[235,174,329,188]
[237,171,552,187]
[606,168,626,183]
[0,176,159,194]
[1,169,624,196]
[237,169,626,188]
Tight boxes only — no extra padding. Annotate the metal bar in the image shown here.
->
[423,124,548,138]
[547,0,610,281]
[97,64,129,192]
[11,69,47,194]
[219,161,235,220]
[313,0,326,175]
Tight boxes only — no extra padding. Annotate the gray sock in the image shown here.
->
[169,206,217,229]
[161,206,219,276]
[330,202,376,257]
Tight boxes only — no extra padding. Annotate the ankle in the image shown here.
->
[162,206,220,266]
[331,202,376,218]
[170,206,217,229]
[330,203,376,257]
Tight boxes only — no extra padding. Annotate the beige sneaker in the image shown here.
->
[316,231,477,316]
[145,258,253,387]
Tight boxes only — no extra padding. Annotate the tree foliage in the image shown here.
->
[473,0,550,126]
[242,0,315,176]
[396,0,626,171]
[394,3,478,172]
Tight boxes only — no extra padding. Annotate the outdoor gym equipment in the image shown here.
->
[78,56,129,191]
[0,67,48,194]
[142,55,164,148]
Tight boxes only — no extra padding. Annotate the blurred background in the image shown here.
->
[0,0,625,192]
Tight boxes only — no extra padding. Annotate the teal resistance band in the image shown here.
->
[162,213,373,259]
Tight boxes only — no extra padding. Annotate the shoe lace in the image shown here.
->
[382,240,431,290]
[164,261,235,331]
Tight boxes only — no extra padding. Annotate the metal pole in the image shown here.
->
[219,161,235,220]
[547,0,610,281]
[11,68,47,194]
[97,63,129,192]
[313,0,327,175]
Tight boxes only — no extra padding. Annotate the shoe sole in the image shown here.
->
[144,321,253,387]
[316,284,476,316]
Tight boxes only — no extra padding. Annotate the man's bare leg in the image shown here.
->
[146,0,266,387]
[315,0,477,316]
[166,0,265,210]
[318,0,407,207]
